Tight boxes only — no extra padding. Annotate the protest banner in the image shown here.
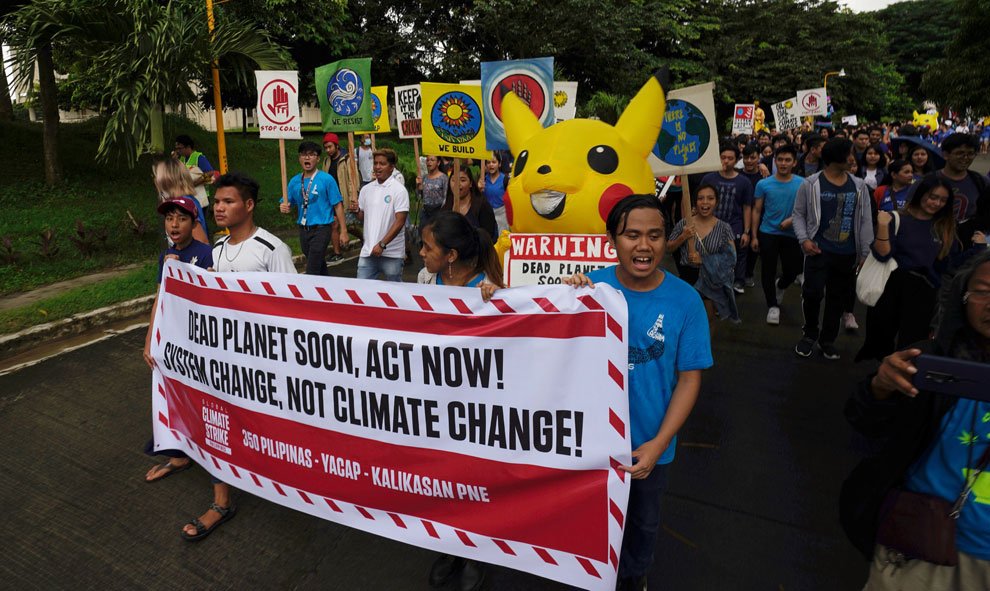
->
[731,104,755,136]
[553,81,579,122]
[503,234,618,287]
[648,82,719,176]
[421,82,491,159]
[771,97,801,131]
[841,114,858,127]
[357,86,391,134]
[394,84,423,139]
[151,261,630,590]
[481,57,555,151]
[796,87,827,117]
[315,58,374,132]
[255,70,302,204]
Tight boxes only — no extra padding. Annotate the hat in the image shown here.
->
[157,196,198,218]
[323,132,339,145]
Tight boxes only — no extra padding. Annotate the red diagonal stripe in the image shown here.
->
[250,473,262,487]
[168,266,174,278]
[379,292,398,308]
[237,279,251,292]
[533,297,560,313]
[155,329,161,345]
[450,298,472,314]
[610,457,626,482]
[578,294,603,310]
[534,547,558,565]
[494,539,516,555]
[228,465,240,479]
[157,412,168,427]
[272,482,287,496]
[197,275,207,287]
[455,530,476,547]
[413,295,433,311]
[262,282,276,295]
[324,498,343,512]
[609,409,626,437]
[607,314,622,340]
[288,284,303,298]
[315,287,332,301]
[298,490,314,505]
[576,557,601,579]
[489,299,515,314]
[347,289,363,304]
[211,457,222,471]
[215,276,228,290]
[196,446,206,461]
[609,499,625,528]
[608,361,624,389]
[609,545,619,569]
[356,506,374,520]
[422,520,439,538]
[388,513,407,528]
[157,383,165,398]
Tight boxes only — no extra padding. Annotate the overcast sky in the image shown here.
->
[840,0,899,12]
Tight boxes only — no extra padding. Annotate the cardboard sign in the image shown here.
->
[649,82,720,176]
[357,86,391,134]
[553,81,579,122]
[796,88,827,117]
[732,104,755,136]
[771,97,801,131]
[503,234,618,287]
[315,58,374,132]
[394,84,422,139]
[481,57,555,151]
[254,70,302,139]
[421,82,491,159]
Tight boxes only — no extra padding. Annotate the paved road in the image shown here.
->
[0,255,871,590]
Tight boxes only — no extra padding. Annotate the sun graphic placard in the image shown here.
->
[553,81,578,122]
[355,86,391,134]
[421,82,491,159]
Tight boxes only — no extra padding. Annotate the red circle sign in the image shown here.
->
[259,79,297,126]
[488,73,548,122]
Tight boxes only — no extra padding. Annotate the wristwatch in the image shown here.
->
[378,241,387,250]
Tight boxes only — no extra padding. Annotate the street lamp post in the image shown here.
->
[823,68,846,96]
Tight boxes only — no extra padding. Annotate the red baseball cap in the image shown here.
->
[323,132,339,145]
[157,196,199,219]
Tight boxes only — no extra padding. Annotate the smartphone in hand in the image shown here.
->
[912,354,990,401]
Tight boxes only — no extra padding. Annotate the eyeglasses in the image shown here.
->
[964,290,990,304]
[948,151,976,160]
[300,153,320,159]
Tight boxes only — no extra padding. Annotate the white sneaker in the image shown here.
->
[796,273,804,287]
[843,312,859,332]
[766,306,781,325]
[775,279,785,305]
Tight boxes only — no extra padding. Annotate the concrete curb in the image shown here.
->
[0,295,156,361]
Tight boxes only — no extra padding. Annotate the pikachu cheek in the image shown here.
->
[598,183,635,223]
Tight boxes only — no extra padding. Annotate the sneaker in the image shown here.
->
[733,281,745,294]
[843,312,859,332]
[819,342,841,360]
[794,337,815,357]
[775,278,785,305]
[766,306,780,325]
[744,276,756,288]
[796,273,804,287]
[328,253,344,263]
[428,554,464,588]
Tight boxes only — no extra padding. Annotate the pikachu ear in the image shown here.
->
[502,92,543,156]
[614,74,667,158]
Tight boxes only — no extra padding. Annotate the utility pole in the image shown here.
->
[206,0,228,173]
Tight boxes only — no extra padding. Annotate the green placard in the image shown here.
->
[315,58,373,132]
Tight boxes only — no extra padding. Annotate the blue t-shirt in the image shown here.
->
[587,267,713,464]
[436,272,486,287]
[483,172,506,209]
[195,154,213,173]
[815,175,858,255]
[875,185,911,212]
[287,171,343,226]
[906,398,990,560]
[157,239,213,283]
[701,172,754,236]
[755,175,804,237]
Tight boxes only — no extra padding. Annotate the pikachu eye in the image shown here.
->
[587,145,618,174]
[514,150,529,176]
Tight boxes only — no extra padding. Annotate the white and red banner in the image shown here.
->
[255,70,302,139]
[731,103,755,136]
[796,87,827,118]
[150,261,630,590]
[503,234,618,287]
[394,84,423,139]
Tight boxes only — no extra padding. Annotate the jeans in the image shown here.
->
[618,464,669,579]
[801,250,857,344]
[758,231,802,307]
[357,256,404,282]
[299,224,332,276]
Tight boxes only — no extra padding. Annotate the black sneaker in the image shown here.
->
[819,342,841,360]
[794,337,815,358]
[329,253,344,263]
[428,554,464,588]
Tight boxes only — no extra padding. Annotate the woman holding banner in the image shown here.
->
[416,209,502,591]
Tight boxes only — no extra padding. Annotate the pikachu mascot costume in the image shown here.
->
[495,73,667,258]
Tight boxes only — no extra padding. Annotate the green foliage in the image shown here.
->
[875,0,959,104]
[580,92,630,125]
[923,0,990,113]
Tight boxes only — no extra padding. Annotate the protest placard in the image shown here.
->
[151,261,630,590]
[732,104,755,136]
[771,97,801,131]
[649,82,720,176]
[841,114,858,127]
[502,234,618,287]
[421,83,491,159]
[796,87,827,117]
[394,84,422,139]
[315,58,373,132]
[255,71,302,140]
[481,57,555,151]
[553,81,578,122]
[357,86,391,134]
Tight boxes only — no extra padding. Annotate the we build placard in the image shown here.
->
[151,261,630,590]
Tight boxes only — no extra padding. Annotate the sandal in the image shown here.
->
[145,459,193,483]
[180,503,236,542]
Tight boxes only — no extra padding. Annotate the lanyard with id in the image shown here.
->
[300,173,316,226]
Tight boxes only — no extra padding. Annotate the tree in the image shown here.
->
[875,0,959,104]
[922,0,990,114]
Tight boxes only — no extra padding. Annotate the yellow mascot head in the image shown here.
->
[501,74,666,234]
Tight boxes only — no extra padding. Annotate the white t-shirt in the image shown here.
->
[358,147,374,182]
[212,227,297,274]
[358,176,410,259]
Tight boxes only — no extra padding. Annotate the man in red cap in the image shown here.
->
[322,132,359,262]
